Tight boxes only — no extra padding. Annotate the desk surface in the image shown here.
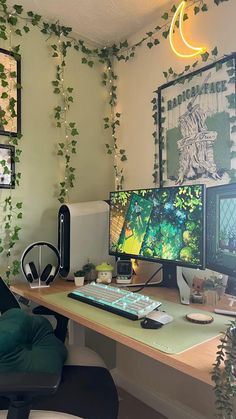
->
[10,280,227,386]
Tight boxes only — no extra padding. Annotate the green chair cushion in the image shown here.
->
[0,308,67,374]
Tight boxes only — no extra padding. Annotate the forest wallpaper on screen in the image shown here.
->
[110,185,204,267]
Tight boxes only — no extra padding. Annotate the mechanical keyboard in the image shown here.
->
[68,282,161,320]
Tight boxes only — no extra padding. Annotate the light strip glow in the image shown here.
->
[169,1,206,58]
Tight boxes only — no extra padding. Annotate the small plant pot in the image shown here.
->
[74,276,85,287]
[204,290,218,306]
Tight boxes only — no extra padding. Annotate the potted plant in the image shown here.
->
[203,275,226,305]
[212,320,236,418]
[82,262,96,282]
[74,270,85,286]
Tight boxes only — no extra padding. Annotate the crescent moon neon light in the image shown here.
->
[169,1,206,58]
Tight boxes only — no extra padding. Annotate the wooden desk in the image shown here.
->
[10,280,221,386]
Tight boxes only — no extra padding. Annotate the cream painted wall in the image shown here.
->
[0,26,114,277]
[114,1,236,417]
[115,1,236,191]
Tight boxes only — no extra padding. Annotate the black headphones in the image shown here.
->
[21,242,60,285]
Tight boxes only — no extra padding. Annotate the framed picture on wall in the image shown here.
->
[0,144,15,188]
[0,48,21,137]
[157,53,236,187]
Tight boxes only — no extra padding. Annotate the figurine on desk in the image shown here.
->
[190,276,205,304]
[96,262,114,284]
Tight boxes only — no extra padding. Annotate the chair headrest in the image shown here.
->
[0,308,67,374]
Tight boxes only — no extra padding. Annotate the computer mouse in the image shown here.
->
[140,310,173,329]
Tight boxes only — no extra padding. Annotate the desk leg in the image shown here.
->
[68,320,86,346]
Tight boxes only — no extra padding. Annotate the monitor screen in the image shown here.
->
[206,183,236,276]
[109,184,205,269]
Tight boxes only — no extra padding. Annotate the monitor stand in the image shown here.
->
[176,266,191,305]
[128,264,191,305]
[156,265,191,304]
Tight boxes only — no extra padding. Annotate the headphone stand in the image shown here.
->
[21,242,60,287]
[29,246,51,288]
[29,282,50,289]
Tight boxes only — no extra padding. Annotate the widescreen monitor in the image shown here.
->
[109,184,205,270]
[206,183,236,277]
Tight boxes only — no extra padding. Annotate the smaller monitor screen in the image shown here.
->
[206,183,236,276]
[109,185,205,269]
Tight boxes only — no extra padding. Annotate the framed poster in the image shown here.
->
[157,53,236,186]
[0,48,21,136]
[0,144,15,188]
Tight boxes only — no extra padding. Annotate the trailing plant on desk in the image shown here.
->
[212,321,236,419]
[74,270,85,278]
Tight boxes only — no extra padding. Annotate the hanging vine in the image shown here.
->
[50,35,79,203]
[0,13,23,281]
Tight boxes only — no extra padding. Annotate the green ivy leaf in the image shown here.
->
[15,28,22,36]
[201,4,208,12]
[201,52,209,62]
[162,30,169,39]
[211,46,218,56]
[71,128,79,136]
[13,4,23,14]
[162,12,168,20]
[8,16,18,25]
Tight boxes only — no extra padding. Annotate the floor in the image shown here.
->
[118,388,168,419]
